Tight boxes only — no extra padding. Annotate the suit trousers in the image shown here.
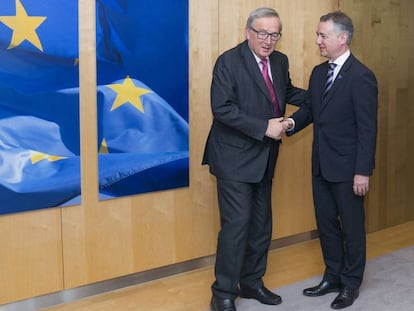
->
[312,174,366,290]
[212,177,273,299]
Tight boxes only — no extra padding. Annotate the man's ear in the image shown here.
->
[245,27,251,40]
[339,32,348,45]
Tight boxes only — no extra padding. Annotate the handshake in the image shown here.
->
[265,117,293,140]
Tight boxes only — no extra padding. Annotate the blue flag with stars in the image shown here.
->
[0,0,80,214]
[0,116,81,214]
[96,0,189,199]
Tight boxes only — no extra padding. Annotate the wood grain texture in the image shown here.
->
[0,209,63,304]
[339,0,414,231]
[42,221,414,311]
[1,0,413,304]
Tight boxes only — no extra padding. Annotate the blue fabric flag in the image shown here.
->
[96,0,188,121]
[99,152,189,197]
[0,116,81,214]
[96,0,189,198]
[97,77,189,197]
[0,0,78,57]
[98,77,188,153]
[0,0,80,214]
[0,0,79,92]
[0,0,189,212]
[0,87,81,154]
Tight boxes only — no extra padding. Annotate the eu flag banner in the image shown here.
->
[98,77,188,154]
[0,0,79,93]
[99,151,188,197]
[0,49,80,93]
[97,77,189,197]
[0,87,81,154]
[96,0,188,120]
[96,0,189,199]
[0,116,81,214]
[0,0,80,214]
[0,0,78,57]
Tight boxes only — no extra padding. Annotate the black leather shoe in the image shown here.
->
[239,286,282,305]
[330,288,359,309]
[303,280,343,297]
[210,296,236,311]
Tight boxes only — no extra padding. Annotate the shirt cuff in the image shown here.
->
[285,118,295,132]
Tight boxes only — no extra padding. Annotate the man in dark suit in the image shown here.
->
[202,7,305,311]
[284,11,378,309]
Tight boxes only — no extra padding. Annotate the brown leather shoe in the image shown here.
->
[330,288,359,309]
[303,280,343,297]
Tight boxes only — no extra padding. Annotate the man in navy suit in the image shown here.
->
[202,7,305,311]
[284,11,378,309]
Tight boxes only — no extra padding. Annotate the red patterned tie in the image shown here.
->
[260,59,280,117]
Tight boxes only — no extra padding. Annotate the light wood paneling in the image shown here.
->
[269,0,338,237]
[175,0,220,261]
[0,209,63,304]
[1,0,414,305]
[339,0,414,231]
[61,0,221,289]
[218,0,338,238]
[61,0,339,292]
[42,221,414,311]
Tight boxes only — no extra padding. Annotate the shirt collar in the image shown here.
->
[330,49,350,67]
[249,48,268,65]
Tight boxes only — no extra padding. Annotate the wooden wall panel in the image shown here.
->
[270,0,339,237]
[339,0,414,231]
[1,0,413,304]
[175,0,219,261]
[61,0,221,289]
[217,0,338,238]
[61,0,341,290]
[0,209,63,304]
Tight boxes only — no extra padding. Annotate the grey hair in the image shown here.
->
[246,7,283,33]
[320,11,354,45]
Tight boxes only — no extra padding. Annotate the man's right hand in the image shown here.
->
[265,117,285,140]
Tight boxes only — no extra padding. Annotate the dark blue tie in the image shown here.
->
[324,62,337,97]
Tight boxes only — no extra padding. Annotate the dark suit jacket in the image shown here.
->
[288,54,378,182]
[202,41,305,182]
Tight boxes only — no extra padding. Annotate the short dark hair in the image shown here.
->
[320,11,354,45]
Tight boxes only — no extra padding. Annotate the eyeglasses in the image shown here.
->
[249,27,281,42]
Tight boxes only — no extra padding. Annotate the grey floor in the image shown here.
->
[236,246,414,311]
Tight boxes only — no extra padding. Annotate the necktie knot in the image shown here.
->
[329,62,337,71]
[260,60,269,75]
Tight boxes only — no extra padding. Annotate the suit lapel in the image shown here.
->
[315,62,329,113]
[321,54,354,110]
[240,41,280,113]
[240,42,271,103]
[269,58,283,114]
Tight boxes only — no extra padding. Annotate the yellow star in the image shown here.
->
[30,150,66,164]
[0,0,47,51]
[107,76,151,112]
[99,138,109,154]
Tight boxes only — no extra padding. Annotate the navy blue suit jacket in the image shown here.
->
[202,41,305,182]
[288,54,378,182]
